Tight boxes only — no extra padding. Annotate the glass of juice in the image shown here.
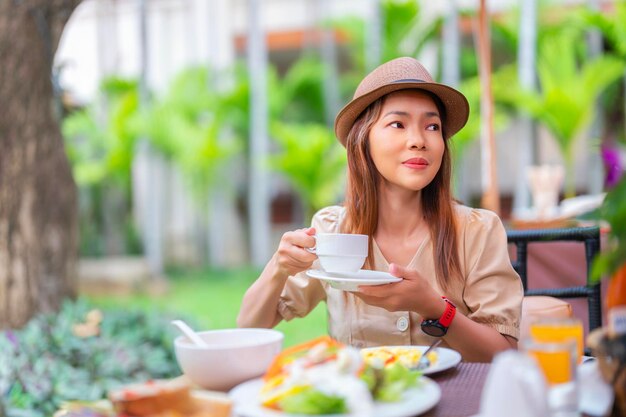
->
[523,338,579,417]
[529,317,584,364]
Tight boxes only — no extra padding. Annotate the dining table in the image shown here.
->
[422,362,489,417]
[226,359,601,417]
[421,361,596,417]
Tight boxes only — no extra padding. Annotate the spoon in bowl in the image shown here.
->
[171,320,208,348]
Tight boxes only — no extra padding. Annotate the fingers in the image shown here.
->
[274,228,318,276]
[282,228,316,251]
[389,263,415,279]
[353,284,403,312]
[356,282,395,297]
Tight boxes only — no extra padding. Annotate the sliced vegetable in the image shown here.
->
[279,387,347,415]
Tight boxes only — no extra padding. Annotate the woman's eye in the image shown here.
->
[390,122,404,129]
[426,123,440,131]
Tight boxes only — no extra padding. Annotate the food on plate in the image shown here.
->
[53,401,115,417]
[361,346,438,370]
[109,378,191,416]
[108,378,232,417]
[259,336,422,415]
[187,390,233,417]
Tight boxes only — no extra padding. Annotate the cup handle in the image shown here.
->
[305,235,317,254]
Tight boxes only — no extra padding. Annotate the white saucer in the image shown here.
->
[306,269,402,291]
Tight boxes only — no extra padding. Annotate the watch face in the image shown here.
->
[421,321,447,337]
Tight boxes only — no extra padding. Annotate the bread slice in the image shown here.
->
[108,379,192,416]
[188,390,232,417]
[108,378,232,417]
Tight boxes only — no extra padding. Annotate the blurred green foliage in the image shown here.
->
[133,66,243,197]
[88,267,328,348]
[60,1,626,260]
[592,177,626,280]
[63,78,141,256]
[0,299,185,417]
[498,28,624,196]
[270,122,346,220]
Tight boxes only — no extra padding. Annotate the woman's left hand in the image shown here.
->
[354,263,445,318]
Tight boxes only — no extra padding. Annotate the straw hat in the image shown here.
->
[334,57,470,146]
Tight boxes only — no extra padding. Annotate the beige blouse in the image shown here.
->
[277,204,523,348]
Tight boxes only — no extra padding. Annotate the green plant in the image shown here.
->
[335,0,439,73]
[580,3,626,147]
[63,77,140,189]
[278,55,327,125]
[63,77,142,256]
[269,122,346,221]
[133,66,243,199]
[581,2,626,61]
[0,299,186,417]
[592,176,626,280]
[499,29,624,197]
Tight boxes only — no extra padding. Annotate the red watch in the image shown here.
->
[420,297,456,337]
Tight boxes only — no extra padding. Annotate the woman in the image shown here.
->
[237,57,523,362]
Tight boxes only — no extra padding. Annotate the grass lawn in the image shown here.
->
[86,267,328,347]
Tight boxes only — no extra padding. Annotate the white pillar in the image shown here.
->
[319,0,341,128]
[205,0,244,267]
[247,0,271,266]
[514,0,537,216]
[587,0,605,194]
[442,0,466,202]
[365,0,382,72]
[136,0,163,276]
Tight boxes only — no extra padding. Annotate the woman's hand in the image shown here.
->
[238,227,317,329]
[272,227,318,278]
[354,263,445,319]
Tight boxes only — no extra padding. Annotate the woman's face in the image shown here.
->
[368,90,445,193]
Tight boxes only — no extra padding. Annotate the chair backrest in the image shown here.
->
[506,226,602,332]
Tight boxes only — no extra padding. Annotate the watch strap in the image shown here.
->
[438,297,456,327]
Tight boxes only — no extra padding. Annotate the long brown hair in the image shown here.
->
[341,91,462,290]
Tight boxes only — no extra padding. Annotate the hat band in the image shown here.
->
[392,78,427,83]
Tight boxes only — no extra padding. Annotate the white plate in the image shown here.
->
[229,377,441,417]
[306,269,402,291]
[361,345,462,375]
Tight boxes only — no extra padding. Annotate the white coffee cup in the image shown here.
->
[308,233,368,273]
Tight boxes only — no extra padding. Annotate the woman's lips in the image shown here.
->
[402,157,429,169]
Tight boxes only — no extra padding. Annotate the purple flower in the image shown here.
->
[5,330,18,347]
[601,144,623,189]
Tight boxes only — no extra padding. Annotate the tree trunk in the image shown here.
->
[0,0,81,328]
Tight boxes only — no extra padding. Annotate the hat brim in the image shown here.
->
[334,80,470,146]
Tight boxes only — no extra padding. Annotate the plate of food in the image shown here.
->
[361,345,462,375]
[229,336,440,417]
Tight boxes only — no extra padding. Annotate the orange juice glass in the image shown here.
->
[529,317,584,364]
[524,339,577,386]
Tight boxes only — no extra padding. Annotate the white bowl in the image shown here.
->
[174,328,283,391]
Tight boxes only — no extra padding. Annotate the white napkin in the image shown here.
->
[578,359,614,416]
[477,350,550,417]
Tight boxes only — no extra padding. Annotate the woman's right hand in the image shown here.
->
[272,227,318,277]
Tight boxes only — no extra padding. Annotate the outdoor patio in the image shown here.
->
[0,0,625,416]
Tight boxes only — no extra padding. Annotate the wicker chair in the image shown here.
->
[507,226,603,337]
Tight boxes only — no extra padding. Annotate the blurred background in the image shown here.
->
[1,0,625,413]
[56,0,625,273]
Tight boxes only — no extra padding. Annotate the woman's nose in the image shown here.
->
[407,129,426,149]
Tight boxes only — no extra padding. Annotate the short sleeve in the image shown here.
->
[277,206,343,321]
[460,209,523,340]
